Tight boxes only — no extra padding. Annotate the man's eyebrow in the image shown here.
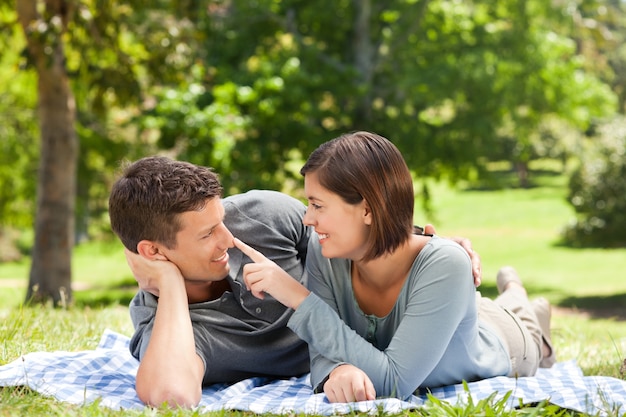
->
[195,211,225,238]
[197,224,217,236]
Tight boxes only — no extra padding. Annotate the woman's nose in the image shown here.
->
[302,207,314,226]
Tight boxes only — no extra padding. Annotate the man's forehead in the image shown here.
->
[178,198,224,229]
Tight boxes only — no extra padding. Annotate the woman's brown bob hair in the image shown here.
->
[300,131,415,261]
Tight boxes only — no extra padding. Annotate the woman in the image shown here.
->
[236,131,555,403]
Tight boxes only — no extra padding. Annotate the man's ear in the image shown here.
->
[136,240,168,261]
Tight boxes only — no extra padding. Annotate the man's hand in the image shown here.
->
[323,364,376,403]
[126,248,203,408]
[124,249,183,297]
[234,238,310,309]
[423,224,482,287]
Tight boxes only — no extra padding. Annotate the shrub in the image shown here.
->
[563,116,626,247]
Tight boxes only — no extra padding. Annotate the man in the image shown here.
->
[108,156,481,408]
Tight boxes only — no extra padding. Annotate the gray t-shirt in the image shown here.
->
[288,234,510,400]
[129,190,311,384]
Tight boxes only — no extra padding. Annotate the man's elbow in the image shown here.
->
[136,381,202,409]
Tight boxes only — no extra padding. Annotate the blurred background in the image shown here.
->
[0,0,625,307]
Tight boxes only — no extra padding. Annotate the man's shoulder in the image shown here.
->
[223,190,306,219]
[224,190,304,207]
[223,190,310,255]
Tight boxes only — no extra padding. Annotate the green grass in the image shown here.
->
[415,172,626,308]
[0,238,136,308]
[1,166,626,416]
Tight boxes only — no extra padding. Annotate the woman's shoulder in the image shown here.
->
[407,236,474,294]
[425,235,469,252]
[418,235,473,267]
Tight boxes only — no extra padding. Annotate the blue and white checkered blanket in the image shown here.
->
[1,329,625,415]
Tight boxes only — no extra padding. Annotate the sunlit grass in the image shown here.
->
[414,173,626,309]
[0,238,133,308]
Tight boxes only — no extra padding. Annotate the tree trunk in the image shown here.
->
[352,0,373,125]
[515,161,530,189]
[17,0,78,307]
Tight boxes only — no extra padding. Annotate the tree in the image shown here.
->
[17,0,78,306]
[136,0,616,192]
[7,0,192,305]
[563,0,626,114]
[564,116,626,247]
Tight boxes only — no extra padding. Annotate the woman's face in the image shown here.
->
[302,171,371,260]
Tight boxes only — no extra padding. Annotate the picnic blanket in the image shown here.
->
[1,329,626,415]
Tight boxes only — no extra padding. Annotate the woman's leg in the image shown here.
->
[494,266,555,368]
[477,266,553,377]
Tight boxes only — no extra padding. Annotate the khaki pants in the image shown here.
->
[477,288,543,377]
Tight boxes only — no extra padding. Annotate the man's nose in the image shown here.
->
[218,223,235,248]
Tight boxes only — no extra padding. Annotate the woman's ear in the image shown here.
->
[136,240,168,261]
[362,201,372,225]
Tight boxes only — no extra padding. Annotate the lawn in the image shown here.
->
[415,171,626,308]
[1,165,626,416]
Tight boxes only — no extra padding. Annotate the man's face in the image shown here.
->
[160,198,234,283]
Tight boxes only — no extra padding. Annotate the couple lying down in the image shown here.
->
[108,131,555,408]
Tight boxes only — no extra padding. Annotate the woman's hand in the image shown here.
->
[234,238,310,309]
[323,364,376,403]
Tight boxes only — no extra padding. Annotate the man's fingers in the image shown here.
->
[423,223,437,235]
[234,238,267,263]
[471,252,482,286]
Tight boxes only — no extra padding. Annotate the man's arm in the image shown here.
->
[125,250,204,408]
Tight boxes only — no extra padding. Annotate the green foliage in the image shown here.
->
[66,1,213,239]
[134,0,361,192]
[563,0,626,114]
[563,116,626,247]
[0,0,623,242]
[0,14,38,231]
[0,9,38,261]
[135,75,251,191]
[420,386,576,416]
[130,0,618,196]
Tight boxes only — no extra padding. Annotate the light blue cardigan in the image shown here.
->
[288,235,510,400]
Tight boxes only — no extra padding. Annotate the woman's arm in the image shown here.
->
[289,237,476,401]
[236,233,477,401]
